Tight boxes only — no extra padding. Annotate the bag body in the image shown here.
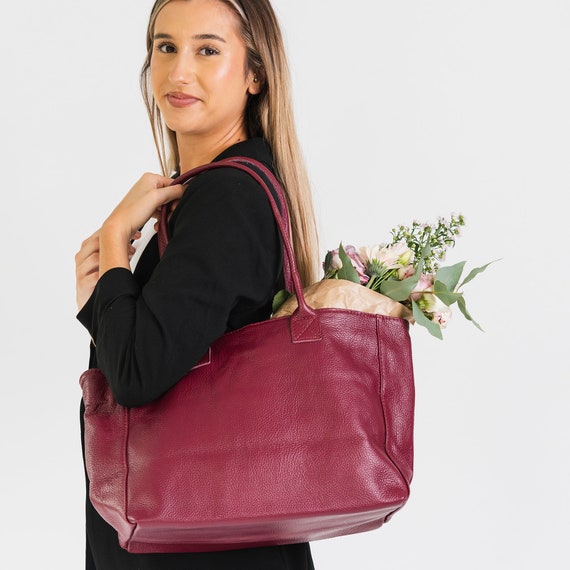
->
[80,158,415,553]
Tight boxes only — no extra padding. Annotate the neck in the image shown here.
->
[177,125,248,173]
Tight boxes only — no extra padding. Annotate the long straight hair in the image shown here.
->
[140,0,319,286]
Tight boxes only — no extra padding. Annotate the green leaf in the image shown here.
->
[411,300,443,340]
[380,276,418,301]
[459,259,500,288]
[323,251,333,274]
[435,261,466,292]
[272,289,292,314]
[433,280,463,307]
[457,296,484,331]
[379,260,424,301]
[337,243,361,284]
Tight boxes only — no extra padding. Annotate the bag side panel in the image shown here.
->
[376,317,415,485]
[80,369,136,546]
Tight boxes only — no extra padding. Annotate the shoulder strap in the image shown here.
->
[157,157,309,322]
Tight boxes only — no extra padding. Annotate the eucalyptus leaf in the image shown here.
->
[433,280,463,307]
[412,300,443,340]
[337,243,361,284]
[272,289,292,314]
[380,276,418,302]
[436,261,466,292]
[459,259,500,288]
[380,259,424,301]
[457,296,483,331]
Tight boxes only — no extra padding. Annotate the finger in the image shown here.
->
[157,183,185,206]
[78,228,100,247]
[84,264,99,278]
[155,175,182,188]
[76,252,100,280]
[75,236,100,265]
[81,272,99,289]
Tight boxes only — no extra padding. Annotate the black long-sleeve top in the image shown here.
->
[77,138,314,570]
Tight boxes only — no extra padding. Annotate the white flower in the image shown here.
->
[377,241,414,269]
[358,244,385,264]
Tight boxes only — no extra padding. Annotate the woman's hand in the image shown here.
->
[98,174,185,276]
[75,173,184,312]
[75,228,141,312]
[104,173,185,243]
[75,229,101,312]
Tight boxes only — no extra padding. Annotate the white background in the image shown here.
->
[1,1,568,568]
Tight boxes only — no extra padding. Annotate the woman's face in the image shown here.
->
[150,0,258,142]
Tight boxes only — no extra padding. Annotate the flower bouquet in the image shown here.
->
[273,214,495,339]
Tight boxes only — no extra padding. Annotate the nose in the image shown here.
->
[168,50,196,85]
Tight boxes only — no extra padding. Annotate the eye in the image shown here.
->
[156,42,176,54]
[198,46,220,56]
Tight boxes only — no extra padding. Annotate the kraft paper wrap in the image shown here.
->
[273,279,414,323]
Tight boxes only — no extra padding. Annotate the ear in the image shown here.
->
[247,70,263,95]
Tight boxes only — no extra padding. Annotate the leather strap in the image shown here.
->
[157,157,320,341]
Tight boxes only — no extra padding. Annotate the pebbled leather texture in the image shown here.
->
[80,159,415,553]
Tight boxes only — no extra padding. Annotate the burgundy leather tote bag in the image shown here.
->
[80,158,415,554]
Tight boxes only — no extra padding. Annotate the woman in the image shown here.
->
[75,0,318,568]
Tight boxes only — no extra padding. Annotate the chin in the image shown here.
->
[163,118,200,135]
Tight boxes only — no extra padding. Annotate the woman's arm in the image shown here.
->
[77,168,280,407]
[75,173,184,313]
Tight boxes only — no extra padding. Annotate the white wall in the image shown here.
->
[2,1,568,568]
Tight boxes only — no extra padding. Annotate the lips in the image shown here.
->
[167,92,200,108]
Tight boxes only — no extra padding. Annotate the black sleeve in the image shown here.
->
[77,167,281,407]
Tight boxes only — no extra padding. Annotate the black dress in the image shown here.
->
[77,138,315,569]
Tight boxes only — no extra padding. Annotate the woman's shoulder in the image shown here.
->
[169,138,279,235]
[178,138,277,213]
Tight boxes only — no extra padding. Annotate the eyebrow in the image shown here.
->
[153,33,227,43]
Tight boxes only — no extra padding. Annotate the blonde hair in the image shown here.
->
[140,0,319,286]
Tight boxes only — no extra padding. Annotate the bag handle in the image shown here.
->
[158,157,293,290]
[157,156,321,342]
